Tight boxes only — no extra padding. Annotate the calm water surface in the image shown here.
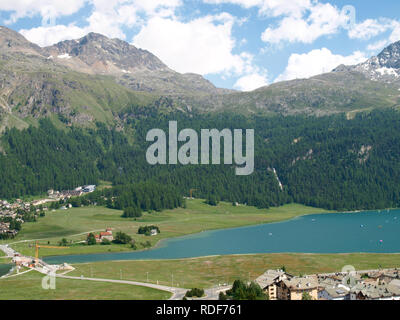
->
[44,209,400,264]
[0,263,12,277]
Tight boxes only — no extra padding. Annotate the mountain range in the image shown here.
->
[0,25,400,130]
[334,41,400,83]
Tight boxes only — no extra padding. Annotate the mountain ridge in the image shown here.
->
[41,31,230,96]
[42,32,169,75]
[333,41,400,83]
[0,26,400,129]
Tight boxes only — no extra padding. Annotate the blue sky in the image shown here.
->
[1,0,399,91]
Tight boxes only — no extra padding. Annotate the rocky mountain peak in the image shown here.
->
[39,31,225,95]
[42,32,169,75]
[0,26,41,54]
[333,40,400,84]
[376,40,400,69]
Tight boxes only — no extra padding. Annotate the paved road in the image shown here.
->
[203,286,232,300]
[56,274,188,300]
[0,244,15,257]
[171,285,231,300]
[55,274,231,300]
[6,229,106,246]
[1,242,231,300]
[0,242,225,300]
[1,268,33,279]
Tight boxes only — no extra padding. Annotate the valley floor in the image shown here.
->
[1,200,400,300]
[0,271,171,300]
[3,199,332,257]
[68,253,400,289]
[2,253,400,299]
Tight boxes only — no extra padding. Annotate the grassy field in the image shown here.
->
[96,180,113,191]
[70,253,400,289]
[0,271,171,300]
[6,199,332,258]
[2,199,399,300]
[0,259,11,277]
[0,257,10,263]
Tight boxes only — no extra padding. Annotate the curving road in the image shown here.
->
[0,243,229,300]
[0,244,15,257]
[56,274,188,300]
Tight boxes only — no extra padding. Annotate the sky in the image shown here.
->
[1,0,400,91]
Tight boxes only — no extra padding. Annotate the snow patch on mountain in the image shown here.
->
[375,67,399,77]
[334,41,400,84]
[57,53,72,59]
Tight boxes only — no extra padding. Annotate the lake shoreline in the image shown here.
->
[69,251,400,266]
[44,208,400,264]
[65,206,400,257]
[46,206,336,259]
[15,204,400,261]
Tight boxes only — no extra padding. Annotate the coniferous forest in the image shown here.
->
[2,108,400,211]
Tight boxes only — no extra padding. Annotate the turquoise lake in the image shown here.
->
[44,209,400,265]
[0,264,12,277]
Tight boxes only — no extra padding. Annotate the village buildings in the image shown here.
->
[256,269,292,300]
[256,268,400,300]
[90,228,114,243]
[0,184,96,238]
[276,276,319,300]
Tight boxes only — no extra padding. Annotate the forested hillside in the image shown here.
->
[1,108,400,211]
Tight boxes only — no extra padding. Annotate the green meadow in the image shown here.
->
[7,199,332,258]
[3,200,400,300]
[71,253,400,289]
[0,271,171,300]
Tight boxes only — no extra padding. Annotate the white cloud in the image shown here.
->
[10,0,399,90]
[367,39,389,52]
[82,0,182,39]
[85,10,129,39]
[204,0,311,18]
[20,24,88,47]
[346,18,400,52]
[234,72,268,91]
[17,0,261,81]
[205,1,400,48]
[261,2,346,44]
[133,0,182,15]
[258,0,312,18]
[18,0,183,47]
[1,0,182,23]
[203,0,263,8]
[275,48,367,82]
[389,21,400,43]
[348,18,392,40]
[0,0,86,24]
[361,20,400,53]
[133,13,254,75]
[20,10,132,47]
[205,0,349,45]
